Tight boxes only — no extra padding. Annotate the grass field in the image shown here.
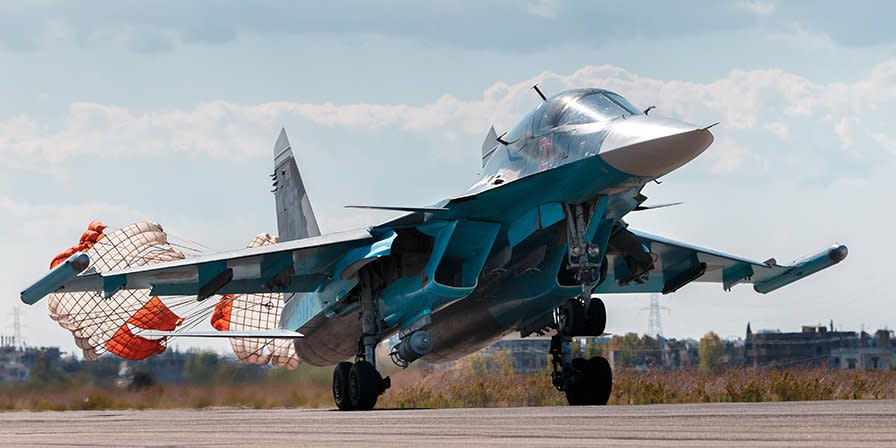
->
[3,354,895,411]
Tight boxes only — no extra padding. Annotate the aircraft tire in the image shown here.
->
[588,356,612,405]
[564,356,612,406]
[333,361,355,411]
[560,300,586,336]
[564,357,591,406]
[349,361,381,411]
[585,298,607,336]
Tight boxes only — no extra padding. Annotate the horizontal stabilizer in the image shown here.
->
[634,202,683,211]
[345,205,449,213]
[142,329,304,339]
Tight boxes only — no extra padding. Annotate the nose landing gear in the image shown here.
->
[552,200,614,405]
[551,296,613,406]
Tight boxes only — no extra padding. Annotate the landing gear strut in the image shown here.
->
[332,271,390,411]
[550,296,612,406]
[551,200,613,405]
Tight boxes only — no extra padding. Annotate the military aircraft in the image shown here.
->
[21,87,848,410]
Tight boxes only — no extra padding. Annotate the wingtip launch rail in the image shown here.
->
[21,252,90,305]
[754,244,848,294]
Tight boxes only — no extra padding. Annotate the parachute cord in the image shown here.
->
[165,241,209,256]
[164,229,217,254]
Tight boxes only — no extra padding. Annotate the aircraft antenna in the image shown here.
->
[532,84,547,101]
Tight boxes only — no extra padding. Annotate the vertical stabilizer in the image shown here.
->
[272,128,321,241]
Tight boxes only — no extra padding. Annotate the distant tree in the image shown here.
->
[607,333,661,368]
[26,349,64,388]
[698,331,725,372]
[77,356,121,386]
[183,352,220,384]
[584,338,606,359]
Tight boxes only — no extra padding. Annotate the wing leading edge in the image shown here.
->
[595,228,848,295]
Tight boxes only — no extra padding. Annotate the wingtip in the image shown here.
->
[829,244,848,262]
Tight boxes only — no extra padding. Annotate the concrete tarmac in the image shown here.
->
[2,400,895,447]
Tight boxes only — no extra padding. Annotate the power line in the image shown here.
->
[643,294,670,338]
[13,307,22,348]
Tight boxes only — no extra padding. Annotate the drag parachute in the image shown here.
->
[210,233,300,369]
[47,221,188,360]
[46,222,300,369]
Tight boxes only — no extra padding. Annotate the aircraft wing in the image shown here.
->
[140,329,305,339]
[21,228,379,304]
[596,228,848,295]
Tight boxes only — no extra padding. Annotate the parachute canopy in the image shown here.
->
[209,234,300,369]
[46,221,299,368]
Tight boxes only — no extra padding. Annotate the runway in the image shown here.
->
[2,400,895,447]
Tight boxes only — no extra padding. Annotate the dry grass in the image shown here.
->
[3,356,895,411]
[381,356,896,409]
[0,383,334,411]
[609,368,896,405]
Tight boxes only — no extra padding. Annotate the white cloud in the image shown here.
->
[767,22,836,49]
[2,61,896,180]
[834,117,854,150]
[0,194,147,241]
[737,0,776,16]
[700,135,766,175]
[869,130,896,155]
[527,0,559,19]
[764,122,789,138]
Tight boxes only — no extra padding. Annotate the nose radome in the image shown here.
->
[600,117,714,178]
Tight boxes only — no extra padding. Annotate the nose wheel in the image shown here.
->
[559,295,606,337]
[564,356,612,406]
[551,296,613,406]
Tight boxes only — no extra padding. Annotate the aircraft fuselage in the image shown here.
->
[292,88,714,365]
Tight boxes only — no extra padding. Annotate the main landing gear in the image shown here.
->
[333,359,389,411]
[550,296,612,406]
[332,271,391,411]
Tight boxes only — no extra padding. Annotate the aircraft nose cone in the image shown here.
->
[600,117,714,178]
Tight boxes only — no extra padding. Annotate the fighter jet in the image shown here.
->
[22,87,848,410]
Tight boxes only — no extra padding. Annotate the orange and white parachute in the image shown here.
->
[47,221,188,360]
[46,221,300,369]
[210,233,300,369]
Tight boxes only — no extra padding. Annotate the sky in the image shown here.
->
[1,1,894,356]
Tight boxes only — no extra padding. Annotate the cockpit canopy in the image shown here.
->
[505,88,641,143]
